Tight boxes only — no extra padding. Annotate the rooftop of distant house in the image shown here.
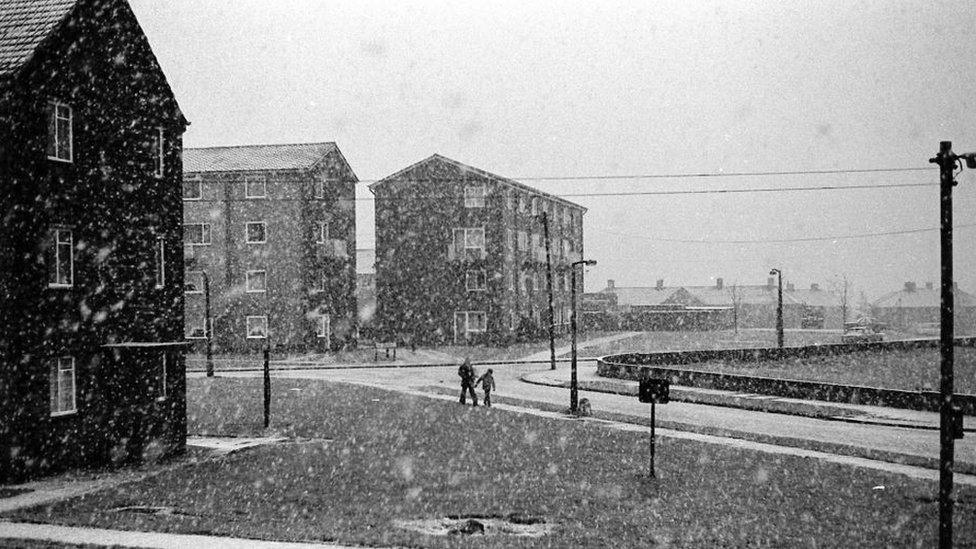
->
[873,281,976,309]
[184,142,355,176]
[594,278,840,308]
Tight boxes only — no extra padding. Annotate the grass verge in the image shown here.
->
[4,377,975,548]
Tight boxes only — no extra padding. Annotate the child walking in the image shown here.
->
[476,368,496,407]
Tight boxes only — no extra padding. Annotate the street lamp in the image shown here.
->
[769,268,783,349]
[570,258,596,413]
[537,212,557,371]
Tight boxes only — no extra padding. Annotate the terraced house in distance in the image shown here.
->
[0,0,188,480]
[371,154,586,345]
[182,142,358,353]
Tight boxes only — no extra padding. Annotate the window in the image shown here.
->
[316,221,330,244]
[48,228,74,288]
[50,357,76,416]
[506,189,514,210]
[153,128,164,178]
[464,183,486,208]
[531,196,538,215]
[563,208,572,227]
[311,272,326,293]
[157,354,168,400]
[47,102,73,162]
[183,178,202,200]
[517,231,528,251]
[185,271,205,294]
[183,223,212,245]
[466,270,487,291]
[246,270,267,293]
[455,311,487,338]
[245,175,267,199]
[154,237,166,289]
[450,228,486,260]
[506,229,514,256]
[245,222,266,244]
[518,194,526,213]
[531,233,540,251]
[316,313,331,344]
[187,318,209,339]
[246,316,268,339]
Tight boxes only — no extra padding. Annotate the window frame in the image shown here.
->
[48,228,74,289]
[316,313,331,344]
[246,315,269,339]
[466,270,487,292]
[463,183,486,208]
[185,271,205,294]
[186,318,209,339]
[183,177,202,201]
[157,353,168,401]
[50,356,76,416]
[154,236,166,289]
[183,223,212,246]
[245,175,267,199]
[245,270,267,293]
[153,127,165,179]
[245,221,267,244]
[316,221,330,244]
[47,101,73,163]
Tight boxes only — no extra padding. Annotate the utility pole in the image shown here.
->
[203,271,214,377]
[769,269,784,349]
[570,259,596,413]
[539,212,557,371]
[931,140,959,549]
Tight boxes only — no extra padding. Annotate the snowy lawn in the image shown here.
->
[6,377,975,548]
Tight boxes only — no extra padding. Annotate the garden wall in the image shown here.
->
[597,337,976,414]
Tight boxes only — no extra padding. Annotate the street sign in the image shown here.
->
[639,377,670,404]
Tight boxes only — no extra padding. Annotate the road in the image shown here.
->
[206,358,976,471]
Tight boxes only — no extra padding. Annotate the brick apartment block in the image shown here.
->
[371,154,586,345]
[0,0,188,480]
[182,142,358,353]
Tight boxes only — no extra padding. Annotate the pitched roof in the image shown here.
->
[184,142,346,174]
[369,153,587,212]
[873,287,976,309]
[0,0,77,78]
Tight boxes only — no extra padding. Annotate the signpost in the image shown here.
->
[638,375,670,478]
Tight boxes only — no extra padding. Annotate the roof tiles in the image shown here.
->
[184,142,340,173]
[0,0,77,77]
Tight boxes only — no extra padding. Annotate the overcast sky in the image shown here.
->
[129,0,976,298]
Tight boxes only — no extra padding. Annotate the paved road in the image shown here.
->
[208,359,976,470]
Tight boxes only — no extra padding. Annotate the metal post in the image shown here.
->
[541,213,557,371]
[931,140,956,549]
[650,401,656,478]
[776,272,784,349]
[203,271,214,377]
[570,264,579,413]
[263,346,271,429]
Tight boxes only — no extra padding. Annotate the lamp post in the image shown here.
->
[570,258,597,413]
[202,270,214,377]
[769,268,783,349]
[538,212,557,371]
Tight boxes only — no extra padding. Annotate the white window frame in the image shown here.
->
[48,101,73,163]
[466,270,487,292]
[451,227,486,259]
[155,236,166,289]
[187,318,209,339]
[245,222,267,244]
[316,221,330,244]
[316,313,331,345]
[48,228,74,289]
[183,177,202,201]
[506,189,514,210]
[517,231,528,252]
[245,175,267,199]
[464,183,486,208]
[185,271,205,294]
[466,311,487,333]
[246,270,267,293]
[50,356,76,416]
[157,354,168,401]
[153,127,165,179]
[183,223,212,246]
[246,315,268,339]
[530,196,538,215]
[518,194,526,213]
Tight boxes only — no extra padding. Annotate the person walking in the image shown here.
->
[476,368,496,407]
[457,357,478,406]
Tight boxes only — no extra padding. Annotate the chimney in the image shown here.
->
[905,281,916,293]
[926,282,933,290]
[656,279,665,290]
[786,282,795,292]
[810,283,819,292]
[607,279,615,290]
[767,277,774,289]
[716,277,724,290]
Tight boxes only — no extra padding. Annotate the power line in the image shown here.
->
[593,222,976,245]
[356,166,933,184]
